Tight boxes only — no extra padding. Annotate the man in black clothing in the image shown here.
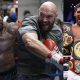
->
[17,1,63,80]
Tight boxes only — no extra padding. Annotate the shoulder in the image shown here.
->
[48,24,63,41]
[72,24,77,29]
[8,22,17,26]
[8,22,18,29]
[23,15,38,23]
[20,16,38,33]
[3,22,17,29]
[7,22,19,35]
[22,15,38,27]
[52,24,62,33]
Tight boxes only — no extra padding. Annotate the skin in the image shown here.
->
[0,16,18,72]
[22,1,58,58]
[69,6,80,74]
[74,7,80,26]
[38,1,57,31]
[72,7,80,41]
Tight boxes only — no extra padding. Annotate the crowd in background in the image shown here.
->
[0,1,80,80]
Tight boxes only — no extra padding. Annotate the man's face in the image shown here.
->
[74,7,80,25]
[38,8,56,31]
[0,16,3,30]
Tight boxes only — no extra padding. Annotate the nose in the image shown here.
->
[43,17,48,22]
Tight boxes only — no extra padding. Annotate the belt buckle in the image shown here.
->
[69,59,80,74]
[74,60,80,74]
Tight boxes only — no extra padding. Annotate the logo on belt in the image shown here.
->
[69,59,80,74]
[73,41,80,59]
[63,33,73,46]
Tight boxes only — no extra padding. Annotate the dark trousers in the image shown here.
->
[17,73,63,80]
[16,61,63,80]
[0,67,16,80]
[17,74,52,80]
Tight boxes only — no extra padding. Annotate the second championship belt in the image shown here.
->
[69,40,80,74]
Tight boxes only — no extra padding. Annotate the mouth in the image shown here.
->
[77,19,80,23]
[42,22,48,25]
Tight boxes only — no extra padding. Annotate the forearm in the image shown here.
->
[22,33,51,58]
[22,33,63,70]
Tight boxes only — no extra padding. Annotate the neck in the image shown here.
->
[76,23,80,27]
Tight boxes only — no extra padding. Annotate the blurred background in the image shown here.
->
[0,0,80,23]
[18,0,63,21]
[18,0,80,24]
[0,0,18,22]
[64,0,80,23]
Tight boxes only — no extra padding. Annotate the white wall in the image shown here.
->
[18,0,63,21]
[18,0,40,20]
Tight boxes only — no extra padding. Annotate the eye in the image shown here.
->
[77,11,80,13]
[40,12,44,17]
[47,15,53,19]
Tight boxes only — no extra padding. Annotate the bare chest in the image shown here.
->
[0,31,15,53]
[72,26,80,41]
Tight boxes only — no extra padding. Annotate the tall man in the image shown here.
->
[17,1,63,80]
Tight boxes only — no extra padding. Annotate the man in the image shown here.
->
[72,3,80,41]
[17,1,63,80]
[23,10,32,19]
[63,3,80,80]
[69,3,80,79]
[0,14,18,80]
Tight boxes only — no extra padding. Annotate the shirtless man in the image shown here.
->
[63,3,80,80]
[0,14,18,80]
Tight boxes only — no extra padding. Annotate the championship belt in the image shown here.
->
[69,59,80,74]
[63,33,73,47]
[72,40,80,60]
[69,40,80,74]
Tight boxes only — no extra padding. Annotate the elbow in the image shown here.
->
[22,34,33,48]
[25,39,32,48]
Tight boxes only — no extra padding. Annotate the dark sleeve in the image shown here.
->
[18,17,37,36]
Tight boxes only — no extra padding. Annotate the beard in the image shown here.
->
[39,20,54,33]
[41,25,49,31]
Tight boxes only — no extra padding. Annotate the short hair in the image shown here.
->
[74,3,80,12]
[23,10,31,16]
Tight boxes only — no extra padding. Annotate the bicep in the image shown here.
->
[22,32,38,43]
